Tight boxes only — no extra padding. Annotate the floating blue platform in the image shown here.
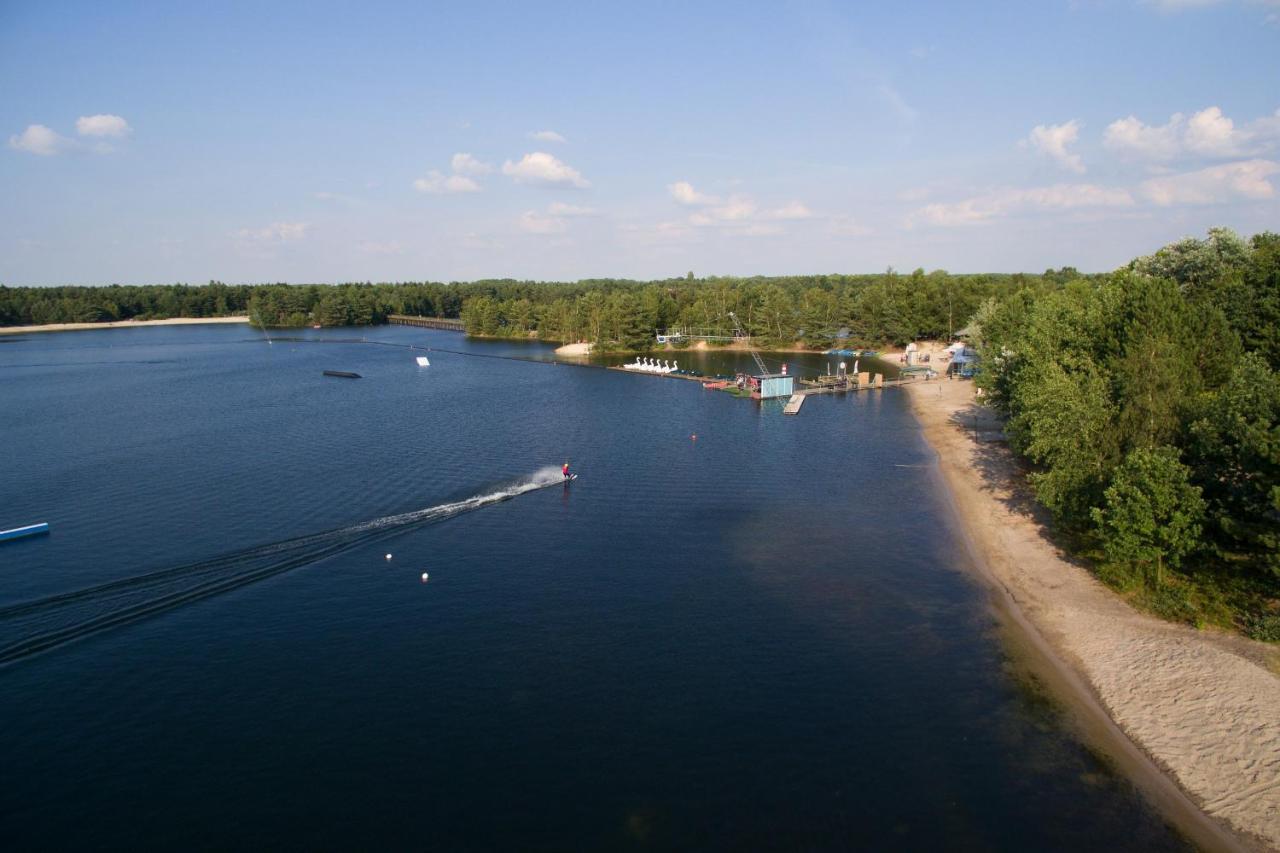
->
[0,522,50,542]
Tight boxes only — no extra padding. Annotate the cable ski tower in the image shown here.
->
[727,311,769,376]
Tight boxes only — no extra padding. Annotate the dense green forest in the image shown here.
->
[973,228,1279,638]
[0,282,255,325]
[0,281,459,329]
[456,270,1080,350]
[0,271,1078,351]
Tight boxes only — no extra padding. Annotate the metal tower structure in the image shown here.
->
[727,311,770,376]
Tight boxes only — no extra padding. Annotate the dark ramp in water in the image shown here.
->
[1,522,50,542]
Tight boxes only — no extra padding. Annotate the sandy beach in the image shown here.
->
[553,341,594,356]
[905,379,1280,851]
[0,317,250,335]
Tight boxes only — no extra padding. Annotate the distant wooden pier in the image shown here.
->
[797,376,914,395]
[387,314,466,331]
[603,363,932,416]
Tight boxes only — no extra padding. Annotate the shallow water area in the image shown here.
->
[0,325,1189,850]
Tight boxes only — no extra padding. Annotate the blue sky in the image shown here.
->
[2,0,1278,285]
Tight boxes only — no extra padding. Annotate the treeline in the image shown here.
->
[0,281,465,329]
[0,282,255,325]
[973,229,1279,638]
[2,273,1083,351]
[245,283,462,327]
[461,270,1080,349]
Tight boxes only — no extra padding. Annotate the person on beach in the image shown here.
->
[562,461,570,480]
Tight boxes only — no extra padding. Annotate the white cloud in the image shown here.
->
[766,201,814,220]
[413,170,481,194]
[547,201,597,216]
[1255,108,1280,138]
[502,152,589,188]
[518,210,568,234]
[1141,159,1278,205]
[517,202,596,235]
[234,221,309,243]
[8,124,66,156]
[75,114,131,137]
[450,152,492,175]
[666,180,814,236]
[619,219,702,247]
[909,184,1134,227]
[1104,113,1185,160]
[528,130,566,143]
[413,154,491,193]
[1184,106,1248,156]
[704,196,757,222]
[668,181,720,206]
[916,202,987,227]
[1028,120,1085,173]
[1104,106,1279,161]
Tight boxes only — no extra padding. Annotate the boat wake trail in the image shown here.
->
[0,467,566,667]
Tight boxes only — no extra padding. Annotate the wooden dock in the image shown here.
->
[797,376,915,395]
[603,364,932,414]
[387,314,466,331]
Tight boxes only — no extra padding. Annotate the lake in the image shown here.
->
[0,325,1188,850]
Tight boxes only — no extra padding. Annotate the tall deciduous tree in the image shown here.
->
[1092,447,1206,586]
[1186,353,1280,578]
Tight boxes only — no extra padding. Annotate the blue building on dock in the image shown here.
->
[757,373,794,400]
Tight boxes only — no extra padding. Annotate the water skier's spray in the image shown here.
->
[0,468,566,667]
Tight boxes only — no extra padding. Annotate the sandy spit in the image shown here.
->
[553,341,594,356]
[0,317,250,335]
[905,379,1280,852]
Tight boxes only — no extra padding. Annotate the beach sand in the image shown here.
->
[554,342,593,356]
[905,379,1280,851]
[0,317,250,335]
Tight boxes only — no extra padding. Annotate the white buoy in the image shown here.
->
[421,572,429,582]
[385,553,392,561]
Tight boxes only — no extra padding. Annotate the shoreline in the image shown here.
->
[0,317,250,335]
[904,379,1280,851]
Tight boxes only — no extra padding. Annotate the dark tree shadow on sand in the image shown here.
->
[946,401,1094,570]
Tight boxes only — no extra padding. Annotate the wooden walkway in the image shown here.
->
[783,394,805,415]
[387,314,466,331]
[798,376,911,394]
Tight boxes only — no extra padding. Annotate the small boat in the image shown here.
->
[323,370,362,379]
[415,356,430,367]
[1,522,50,542]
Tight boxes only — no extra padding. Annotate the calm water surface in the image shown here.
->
[0,325,1187,850]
